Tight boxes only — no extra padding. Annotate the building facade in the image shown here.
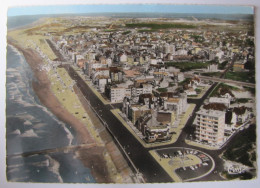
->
[195,109,226,146]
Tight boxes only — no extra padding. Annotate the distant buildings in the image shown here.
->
[48,17,255,145]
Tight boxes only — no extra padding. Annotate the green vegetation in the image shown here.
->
[210,83,239,97]
[218,60,228,70]
[222,171,254,180]
[157,88,168,93]
[169,82,176,87]
[178,78,191,86]
[201,72,222,77]
[236,98,250,103]
[165,62,211,72]
[224,71,255,83]
[195,88,201,94]
[223,125,256,167]
[125,23,196,30]
[243,86,255,95]
[122,30,131,35]
[138,29,157,33]
[103,29,117,32]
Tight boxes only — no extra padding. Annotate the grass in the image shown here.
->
[8,20,57,60]
[224,71,255,84]
[243,86,255,95]
[218,61,228,70]
[156,88,168,93]
[201,72,222,77]
[210,82,239,97]
[165,62,211,72]
[221,171,254,180]
[125,23,196,29]
[236,98,250,103]
[122,31,131,35]
[222,125,256,167]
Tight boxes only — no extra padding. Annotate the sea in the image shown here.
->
[6,21,95,183]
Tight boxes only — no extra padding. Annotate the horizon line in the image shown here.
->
[8,11,254,17]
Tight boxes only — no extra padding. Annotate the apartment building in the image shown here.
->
[110,87,126,103]
[195,109,226,146]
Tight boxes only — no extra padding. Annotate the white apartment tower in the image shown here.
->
[195,109,225,146]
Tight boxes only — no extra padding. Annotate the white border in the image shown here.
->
[1,1,259,188]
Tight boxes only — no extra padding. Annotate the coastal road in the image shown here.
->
[63,65,173,183]
[64,64,227,182]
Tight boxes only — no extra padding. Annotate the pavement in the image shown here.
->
[150,147,215,182]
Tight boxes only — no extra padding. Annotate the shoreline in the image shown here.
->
[7,39,113,183]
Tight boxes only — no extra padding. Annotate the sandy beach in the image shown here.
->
[7,38,113,183]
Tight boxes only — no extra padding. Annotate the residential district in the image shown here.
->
[14,16,257,182]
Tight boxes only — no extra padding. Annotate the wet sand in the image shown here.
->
[7,38,112,183]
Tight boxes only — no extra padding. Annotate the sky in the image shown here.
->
[8,4,254,17]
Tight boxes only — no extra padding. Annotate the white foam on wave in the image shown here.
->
[7,44,74,146]
[8,44,23,57]
[45,155,63,183]
[10,129,21,135]
[20,129,38,138]
[33,103,74,146]
[7,167,20,174]
[23,120,32,126]
[34,123,46,129]
[30,159,50,167]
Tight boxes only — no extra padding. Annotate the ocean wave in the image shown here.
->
[8,176,29,182]
[30,159,50,167]
[10,129,21,135]
[24,120,32,126]
[20,129,38,138]
[8,44,23,58]
[7,167,20,174]
[34,123,46,129]
[32,103,74,146]
[7,44,74,146]
[45,155,63,183]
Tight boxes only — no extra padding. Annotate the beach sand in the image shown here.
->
[7,38,113,183]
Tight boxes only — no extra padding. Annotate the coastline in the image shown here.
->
[6,38,113,183]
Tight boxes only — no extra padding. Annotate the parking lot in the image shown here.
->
[151,147,215,182]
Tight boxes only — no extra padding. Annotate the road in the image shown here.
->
[184,73,255,88]
[63,65,173,183]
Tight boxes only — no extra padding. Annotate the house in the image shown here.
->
[207,64,218,72]
[233,60,245,72]
[209,97,230,108]
[233,106,251,124]
[144,124,171,143]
